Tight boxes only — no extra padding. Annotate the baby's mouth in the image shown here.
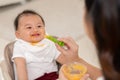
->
[31,33,40,37]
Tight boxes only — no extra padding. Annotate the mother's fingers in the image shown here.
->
[58,37,78,49]
[55,44,67,54]
[59,67,68,80]
[81,74,90,80]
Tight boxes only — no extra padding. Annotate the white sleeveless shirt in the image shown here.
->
[12,38,60,80]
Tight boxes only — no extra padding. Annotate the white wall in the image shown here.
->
[0,38,10,60]
[0,0,25,6]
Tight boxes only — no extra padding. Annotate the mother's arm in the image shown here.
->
[56,37,103,80]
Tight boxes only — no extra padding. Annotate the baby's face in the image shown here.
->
[16,14,45,43]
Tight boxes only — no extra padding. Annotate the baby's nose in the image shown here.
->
[33,27,38,31]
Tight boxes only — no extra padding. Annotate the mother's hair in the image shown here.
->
[85,0,120,79]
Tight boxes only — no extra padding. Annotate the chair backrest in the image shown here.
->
[4,41,16,80]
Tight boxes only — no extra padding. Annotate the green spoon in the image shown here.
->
[45,35,64,46]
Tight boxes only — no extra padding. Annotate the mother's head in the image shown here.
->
[84,0,120,79]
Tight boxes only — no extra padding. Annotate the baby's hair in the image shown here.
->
[14,10,45,31]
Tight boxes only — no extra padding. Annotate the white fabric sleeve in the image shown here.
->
[12,44,26,62]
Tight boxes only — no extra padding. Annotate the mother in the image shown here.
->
[58,0,120,80]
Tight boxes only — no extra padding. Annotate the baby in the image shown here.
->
[12,10,65,80]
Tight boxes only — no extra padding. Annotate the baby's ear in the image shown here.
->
[15,31,20,38]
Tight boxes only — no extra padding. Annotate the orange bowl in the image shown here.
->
[62,62,87,80]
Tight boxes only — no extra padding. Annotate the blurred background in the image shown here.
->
[0,0,101,79]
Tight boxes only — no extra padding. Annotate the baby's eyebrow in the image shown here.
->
[37,23,44,27]
[24,24,32,27]
[37,23,43,25]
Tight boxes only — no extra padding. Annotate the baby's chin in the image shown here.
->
[30,36,45,42]
[31,38,44,43]
[30,40,41,43]
[30,39,44,46]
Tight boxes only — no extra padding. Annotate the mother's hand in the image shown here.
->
[56,37,80,63]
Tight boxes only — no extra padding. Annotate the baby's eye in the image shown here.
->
[38,26,41,27]
[37,25,43,28]
[26,26,32,29]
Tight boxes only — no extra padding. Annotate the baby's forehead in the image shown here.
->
[19,14,43,23]
[17,12,45,26]
[19,13,40,19]
[18,14,44,26]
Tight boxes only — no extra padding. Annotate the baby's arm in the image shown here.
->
[14,57,28,80]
